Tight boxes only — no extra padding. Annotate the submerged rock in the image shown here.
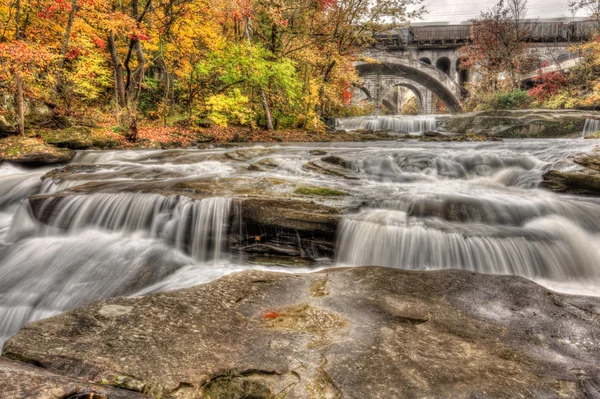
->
[2,267,599,398]
[247,157,282,171]
[302,160,360,180]
[224,148,273,162]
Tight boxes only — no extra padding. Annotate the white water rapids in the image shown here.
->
[1,139,600,345]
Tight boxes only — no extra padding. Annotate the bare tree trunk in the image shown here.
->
[14,0,24,135]
[108,32,126,108]
[15,74,24,135]
[51,0,77,104]
[260,88,273,131]
[127,36,146,140]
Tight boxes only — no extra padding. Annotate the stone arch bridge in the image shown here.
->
[354,55,463,115]
[355,44,575,115]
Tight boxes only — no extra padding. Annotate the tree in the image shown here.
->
[571,0,600,27]
[459,0,532,93]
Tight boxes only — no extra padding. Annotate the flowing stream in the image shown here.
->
[335,115,443,133]
[1,139,600,345]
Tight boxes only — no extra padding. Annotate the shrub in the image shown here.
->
[490,89,531,110]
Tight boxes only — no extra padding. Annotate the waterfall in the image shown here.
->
[0,230,192,344]
[335,209,600,281]
[335,115,441,133]
[13,192,233,262]
[0,165,47,242]
[582,119,600,138]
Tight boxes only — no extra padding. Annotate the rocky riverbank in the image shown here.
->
[440,109,600,138]
[2,267,599,399]
[4,109,600,166]
[0,126,398,166]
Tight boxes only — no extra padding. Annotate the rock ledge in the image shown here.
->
[2,267,600,398]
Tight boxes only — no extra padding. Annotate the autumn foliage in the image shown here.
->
[0,0,424,136]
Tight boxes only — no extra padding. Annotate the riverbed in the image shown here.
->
[1,139,600,346]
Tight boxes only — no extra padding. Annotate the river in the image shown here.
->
[1,139,599,346]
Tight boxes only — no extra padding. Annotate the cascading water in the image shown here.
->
[335,115,442,133]
[0,170,233,345]
[582,119,600,138]
[11,192,232,262]
[1,139,600,345]
[335,209,600,281]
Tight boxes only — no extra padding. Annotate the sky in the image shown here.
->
[418,0,582,24]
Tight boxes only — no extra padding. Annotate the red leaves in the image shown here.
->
[38,0,73,19]
[65,47,82,60]
[528,71,569,102]
[92,37,106,50]
[263,312,279,320]
[128,33,151,41]
[317,0,337,10]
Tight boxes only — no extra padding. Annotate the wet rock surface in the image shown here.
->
[2,267,600,399]
[441,109,598,138]
[542,151,600,195]
[0,358,148,399]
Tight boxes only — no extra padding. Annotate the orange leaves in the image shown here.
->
[0,41,56,84]
[38,0,74,19]
[263,312,279,320]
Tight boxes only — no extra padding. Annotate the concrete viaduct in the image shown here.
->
[355,44,574,115]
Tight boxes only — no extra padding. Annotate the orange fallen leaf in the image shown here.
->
[263,312,279,320]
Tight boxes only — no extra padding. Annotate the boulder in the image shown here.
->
[320,155,359,172]
[542,150,600,195]
[0,137,74,166]
[0,358,148,399]
[573,152,600,172]
[0,115,14,135]
[541,169,600,195]
[41,127,93,150]
[3,267,600,398]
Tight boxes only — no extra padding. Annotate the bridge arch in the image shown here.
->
[380,82,424,114]
[436,57,451,76]
[355,56,462,113]
[456,58,469,89]
[419,57,432,65]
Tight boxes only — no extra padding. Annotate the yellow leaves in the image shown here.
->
[205,89,255,127]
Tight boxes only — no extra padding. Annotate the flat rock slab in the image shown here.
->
[3,267,600,398]
[0,358,148,399]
